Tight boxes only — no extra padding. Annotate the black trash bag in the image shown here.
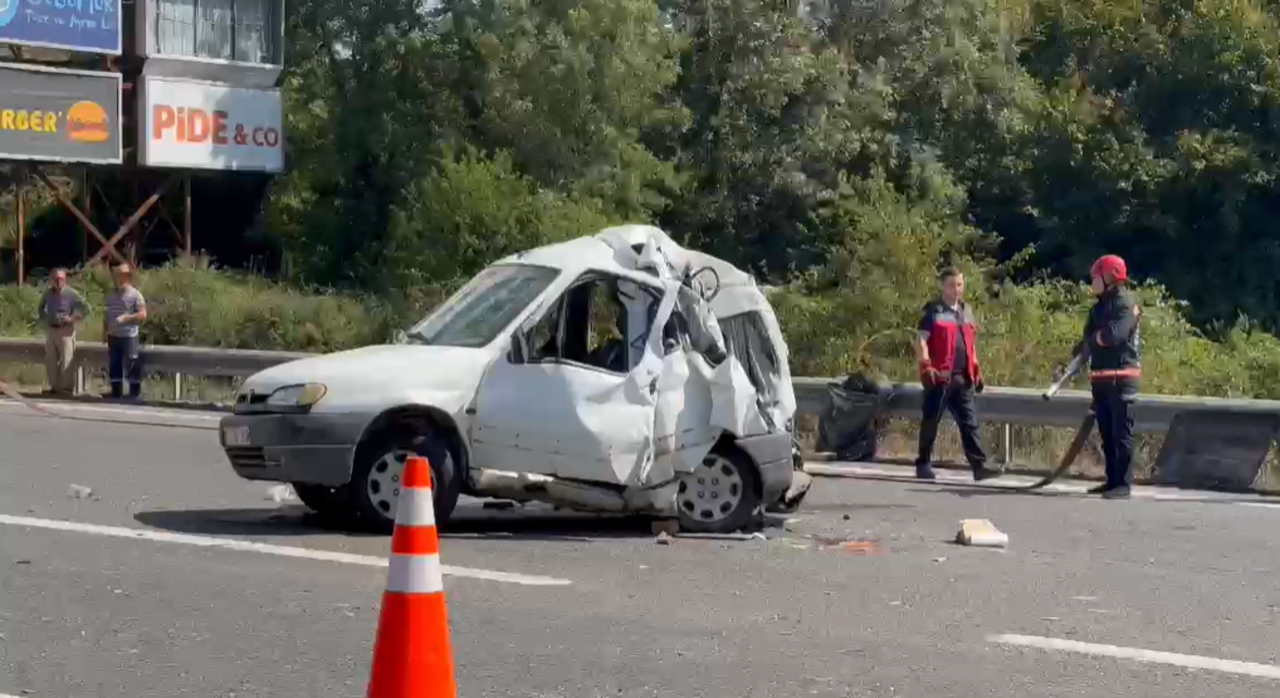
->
[816,373,887,462]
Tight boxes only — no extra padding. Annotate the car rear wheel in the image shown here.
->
[676,444,761,533]
[351,428,460,533]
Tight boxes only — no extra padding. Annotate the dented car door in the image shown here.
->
[470,272,679,485]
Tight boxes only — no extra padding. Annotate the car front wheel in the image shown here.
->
[676,444,762,533]
[351,428,459,533]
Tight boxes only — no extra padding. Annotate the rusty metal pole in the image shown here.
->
[183,174,192,257]
[82,170,91,264]
[15,179,24,285]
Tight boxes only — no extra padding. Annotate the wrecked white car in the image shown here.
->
[220,225,811,533]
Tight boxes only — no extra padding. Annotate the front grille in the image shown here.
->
[226,446,277,470]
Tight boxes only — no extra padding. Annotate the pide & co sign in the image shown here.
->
[140,76,284,173]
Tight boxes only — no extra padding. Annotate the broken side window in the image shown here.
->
[512,273,660,375]
[719,311,782,429]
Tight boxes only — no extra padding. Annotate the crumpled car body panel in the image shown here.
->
[468,225,796,501]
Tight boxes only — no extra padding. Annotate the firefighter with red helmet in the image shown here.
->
[1075,254,1142,498]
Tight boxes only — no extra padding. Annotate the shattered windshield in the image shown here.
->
[406,264,560,348]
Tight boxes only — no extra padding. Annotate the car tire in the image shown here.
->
[292,483,353,522]
[351,426,460,533]
[676,443,762,534]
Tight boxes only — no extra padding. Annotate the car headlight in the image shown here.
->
[265,383,328,407]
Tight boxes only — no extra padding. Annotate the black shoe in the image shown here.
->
[1087,484,1110,495]
[1102,485,1131,500]
[972,466,1000,482]
[915,464,937,480]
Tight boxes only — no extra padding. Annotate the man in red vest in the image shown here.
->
[914,267,997,481]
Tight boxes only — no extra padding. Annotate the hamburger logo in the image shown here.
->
[66,101,110,143]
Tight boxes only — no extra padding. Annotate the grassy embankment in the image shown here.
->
[3,261,1278,484]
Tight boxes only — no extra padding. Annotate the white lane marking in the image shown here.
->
[990,634,1280,680]
[1238,502,1280,510]
[0,399,222,421]
[0,514,572,587]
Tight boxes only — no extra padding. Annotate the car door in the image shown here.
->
[470,271,678,485]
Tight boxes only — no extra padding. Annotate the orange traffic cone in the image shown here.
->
[367,456,457,698]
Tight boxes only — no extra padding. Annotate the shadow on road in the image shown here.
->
[134,506,382,538]
[133,504,789,542]
[796,501,917,512]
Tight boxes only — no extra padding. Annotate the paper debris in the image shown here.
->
[266,484,296,503]
[654,532,673,546]
[651,519,680,536]
[955,519,1008,548]
[67,485,93,499]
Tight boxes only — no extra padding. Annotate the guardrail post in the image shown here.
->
[1001,424,1014,465]
[174,372,183,401]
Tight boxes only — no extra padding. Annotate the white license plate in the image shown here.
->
[223,426,251,447]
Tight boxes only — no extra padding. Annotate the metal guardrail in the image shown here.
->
[2,338,1279,436]
[792,377,1280,434]
[0,337,313,400]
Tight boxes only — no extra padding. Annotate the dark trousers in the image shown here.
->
[1092,379,1137,488]
[916,375,987,469]
[107,335,142,398]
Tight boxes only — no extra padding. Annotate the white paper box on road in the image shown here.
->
[956,519,1008,548]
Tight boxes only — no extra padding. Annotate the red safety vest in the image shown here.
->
[923,301,980,384]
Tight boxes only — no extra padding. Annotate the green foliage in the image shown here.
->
[0,261,394,353]
[384,148,615,290]
[241,0,1280,399]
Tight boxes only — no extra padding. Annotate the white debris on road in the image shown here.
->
[956,519,1009,548]
[67,485,93,500]
[266,484,297,504]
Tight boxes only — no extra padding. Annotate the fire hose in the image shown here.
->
[1021,350,1094,490]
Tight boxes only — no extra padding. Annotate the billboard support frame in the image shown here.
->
[30,167,127,266]
[14,167,25,285]
[83,172,177,266]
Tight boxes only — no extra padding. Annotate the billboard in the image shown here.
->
[0,0,121,54]
[0,63,121,164]
[140,77,284,173]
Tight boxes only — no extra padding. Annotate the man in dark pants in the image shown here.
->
[103,263,148,401]
[914,267,998,481]
[1075,254,1141,499]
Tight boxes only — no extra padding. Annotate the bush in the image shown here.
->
[1,260,404,353]
[383,149,615,292]
[768,171,1280,399]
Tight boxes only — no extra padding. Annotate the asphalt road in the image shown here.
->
[2,399,1280,697]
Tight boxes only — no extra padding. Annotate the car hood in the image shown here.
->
[242,344,497,414]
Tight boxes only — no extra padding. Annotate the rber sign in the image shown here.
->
[0,0,121,54]
[139,77,284,173]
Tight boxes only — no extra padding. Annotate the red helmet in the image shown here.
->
[1090,254,1128,284]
